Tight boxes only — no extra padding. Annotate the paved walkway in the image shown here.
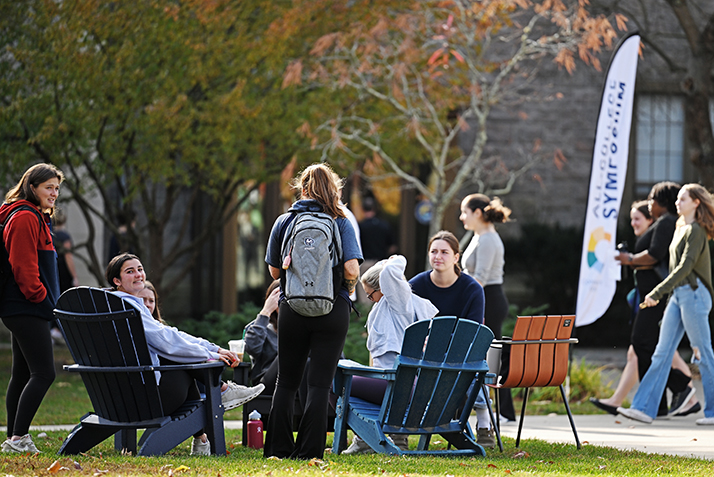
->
[491,413,713,460]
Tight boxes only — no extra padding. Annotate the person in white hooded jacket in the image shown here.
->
[341,255,438,454]
[363,255,438,368]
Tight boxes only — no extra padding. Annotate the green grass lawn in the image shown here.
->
[0,430,712,476]
[0,347,711,475]
[0,347,612,426]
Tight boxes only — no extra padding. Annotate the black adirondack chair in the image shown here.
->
[54,287,226,456]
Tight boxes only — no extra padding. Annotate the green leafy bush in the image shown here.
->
[527,358,611,403]
[179,304,261,349]
[180,301,371,366]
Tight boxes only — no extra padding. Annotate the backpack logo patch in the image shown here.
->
[303,237,315,248]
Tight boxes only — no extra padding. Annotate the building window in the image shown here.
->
[634,95,684,195]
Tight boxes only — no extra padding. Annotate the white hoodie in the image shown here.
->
[366,255,438,368]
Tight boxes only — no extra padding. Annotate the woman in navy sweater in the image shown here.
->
[408,231,493,447]
[409,231,484,322]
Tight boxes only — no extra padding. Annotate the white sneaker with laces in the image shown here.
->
[222,382,265,411]
[696,417,714,425]
[617,407,653,424]
[190,437,211,456]
[341,436,374,455]
[2,434,40,454]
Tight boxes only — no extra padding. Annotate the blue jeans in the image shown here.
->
[631,279,714,418]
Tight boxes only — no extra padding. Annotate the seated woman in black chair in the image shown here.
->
[106,253,264,455]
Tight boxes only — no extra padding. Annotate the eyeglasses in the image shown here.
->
[367,289,379,302]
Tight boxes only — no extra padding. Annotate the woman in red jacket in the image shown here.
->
[0,163,64,454]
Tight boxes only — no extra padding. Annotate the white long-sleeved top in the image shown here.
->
[113,291,221,382]
[366,255,439,368]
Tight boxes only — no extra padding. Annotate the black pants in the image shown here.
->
[483,284,516,421]
[158,358,207,438]
[630,299,691,415]
[264,299,349,460]
[2,316,55,437]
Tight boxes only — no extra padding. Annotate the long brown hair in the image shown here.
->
[291,163,346,219]
[144,280,166,324]
[428,230,462,275]
[682,184,714,239]
[5,163,64,216]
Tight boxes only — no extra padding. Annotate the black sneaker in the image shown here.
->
[669,386,696,416]
[673,401,701,417]
[476,428,496,449]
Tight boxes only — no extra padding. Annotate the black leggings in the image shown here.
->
[157,359,207,438]
[2,316,56,437]
[264,299,349,460]
[483,284,516,421]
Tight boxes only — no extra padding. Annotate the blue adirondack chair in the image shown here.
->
[332,316,494,456]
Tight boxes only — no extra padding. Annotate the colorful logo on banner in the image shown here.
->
[587,227,612,273]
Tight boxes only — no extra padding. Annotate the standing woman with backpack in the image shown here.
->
[264,163,362,460]
[0,163,64,454]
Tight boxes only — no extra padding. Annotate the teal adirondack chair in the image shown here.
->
[332,316,494,456]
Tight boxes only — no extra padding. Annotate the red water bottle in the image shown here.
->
[247,410,264,449]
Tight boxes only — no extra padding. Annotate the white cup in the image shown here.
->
[228,339,245,361]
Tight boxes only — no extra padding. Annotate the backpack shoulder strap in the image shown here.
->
[2,205,44,232]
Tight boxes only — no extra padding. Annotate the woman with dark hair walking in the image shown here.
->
[263,163,362,460]
[0,163,63,454]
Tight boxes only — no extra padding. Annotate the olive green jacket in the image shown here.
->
[649,222,713,302]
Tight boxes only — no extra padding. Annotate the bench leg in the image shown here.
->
[516,388,530,448]
[559,384,581,450]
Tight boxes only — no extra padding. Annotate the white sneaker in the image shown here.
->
[617,407,653,424]
[696,417,714,425]
[341,436,374,455]
[50,328,65,346]
[190,437,210,456]
[221,381,265,411]
[389,434,408,451]
[1,435,40,454]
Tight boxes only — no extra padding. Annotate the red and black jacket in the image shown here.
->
[0,200,60,320]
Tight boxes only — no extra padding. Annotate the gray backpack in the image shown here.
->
[280,211,343,317]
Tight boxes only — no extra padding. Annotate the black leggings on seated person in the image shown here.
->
[158,358,207,438]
